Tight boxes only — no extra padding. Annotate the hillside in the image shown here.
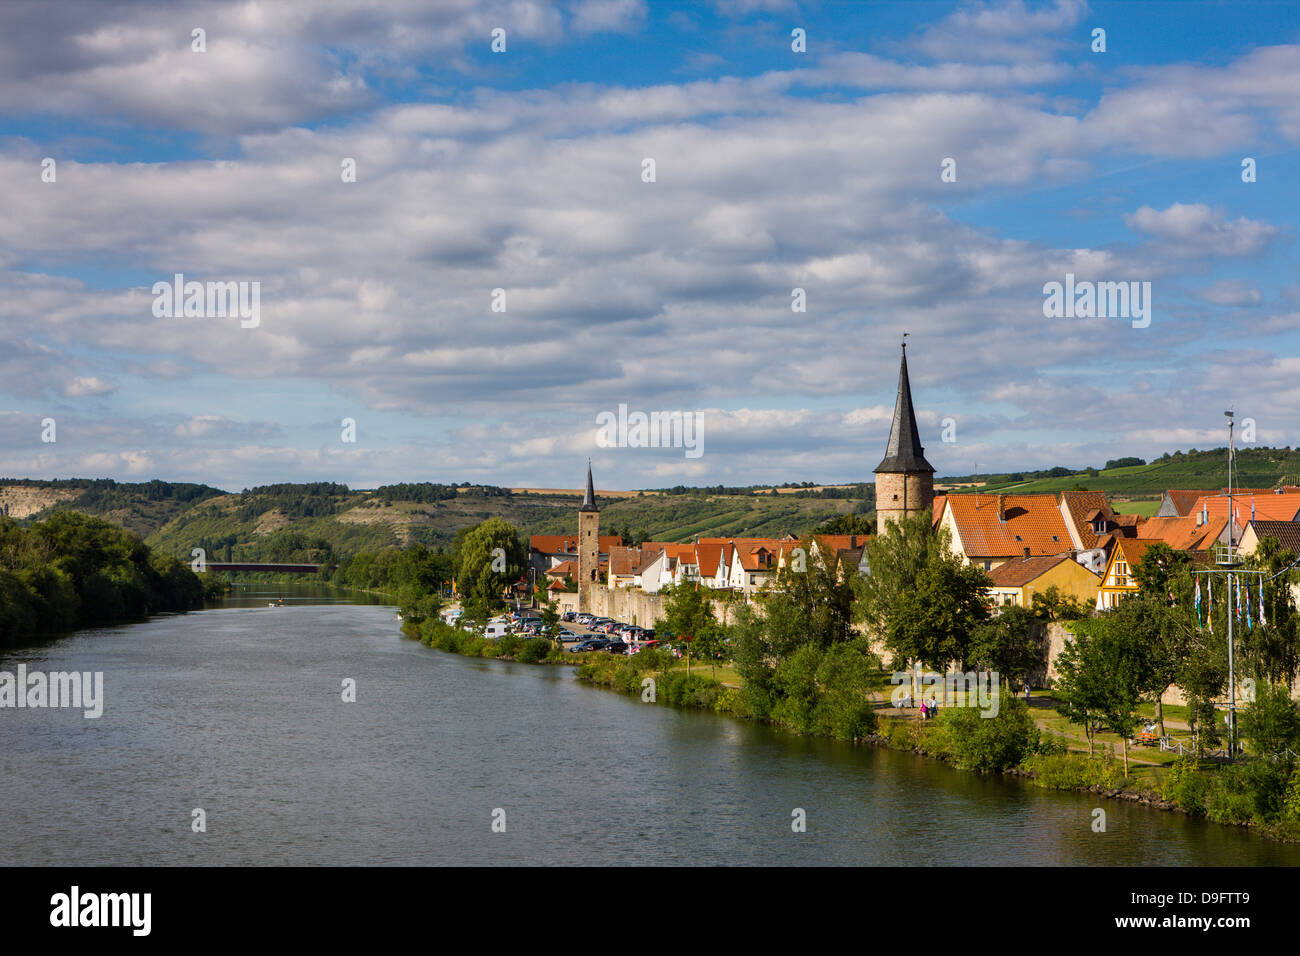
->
[7,445,1292,566]
[142,484,874,563]
[938,446,1300,502]
[0,478,224,538]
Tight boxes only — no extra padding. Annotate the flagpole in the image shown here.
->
[1225,410,1237,757]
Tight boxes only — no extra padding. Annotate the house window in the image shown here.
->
[984,561,992,571]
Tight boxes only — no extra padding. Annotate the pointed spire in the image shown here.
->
[579,459,598,512]
[874,340,935,474]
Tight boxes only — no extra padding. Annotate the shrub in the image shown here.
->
[1030,730,1070,757]
[713,685,752,719]
[1161,756,1213,815]
[1022,752,1123,790]
[935,697,1036,772]
[886,718,924,751]
[516,637,551,664]
[1205,783,1256,825]
[497,633,521,658]
[811,640,879,740]
[1284,770,1300,823]
[436,627,462,653]
[661,671,722,709]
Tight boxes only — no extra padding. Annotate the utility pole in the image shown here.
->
[1225,409,1237,757]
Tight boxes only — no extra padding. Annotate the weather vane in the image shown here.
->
[902,331,909,350]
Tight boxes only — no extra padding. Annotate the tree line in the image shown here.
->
[0,512,215,645]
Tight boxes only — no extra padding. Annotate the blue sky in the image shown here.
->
[1,0,1298,491]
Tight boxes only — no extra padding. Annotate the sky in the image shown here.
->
[1,0,1298,492]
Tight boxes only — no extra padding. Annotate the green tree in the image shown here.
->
[768,544,856,650]
[811,513,873,536]
[455,518,526,620]
[1055,619,1153,775]
[1240,681,1300,763]
[1109,589,1197,737]
[968,605,1043,692]
[1237,538,1300,688]
[1033,585,1091,622]
[1132,542,1191,600]
[856,510,991,670]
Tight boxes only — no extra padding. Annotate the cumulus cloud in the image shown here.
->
[1125,203,1279,258]
[1,2,1297,487]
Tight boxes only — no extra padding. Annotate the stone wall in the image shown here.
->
[556,585,751,630]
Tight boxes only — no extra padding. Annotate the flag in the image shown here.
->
[1260,577,1267,627]
[1194,577,1203,628]
[1245,578,1253,630]
[1208,576,1214,633]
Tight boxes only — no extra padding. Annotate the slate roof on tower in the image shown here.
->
[579,462,598,512]
[874,344,934,475]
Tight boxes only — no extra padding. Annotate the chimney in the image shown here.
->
[997,494,1007,522]
[1023,546,1031,558]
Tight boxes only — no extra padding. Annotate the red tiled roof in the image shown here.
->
[986,553,1088,588]
[943,493,1073,559]
[530,534,623,554]
[608,546,664,576]
[640,542,698,563]
[1112,537,1156,570]
[1187,494,1300,525]
[1058,490,1117,549]
[1134,514,1226,551]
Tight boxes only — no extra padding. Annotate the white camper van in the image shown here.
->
[483,622,508,639]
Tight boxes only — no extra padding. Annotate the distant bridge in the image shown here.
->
[202,562,326,573]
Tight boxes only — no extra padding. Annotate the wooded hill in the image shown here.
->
[5,445,1297,565]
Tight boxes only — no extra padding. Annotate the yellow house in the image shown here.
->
[1095,538,1157,610]
[985,553,1101,610]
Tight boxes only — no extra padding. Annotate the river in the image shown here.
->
[1,585,1296,866]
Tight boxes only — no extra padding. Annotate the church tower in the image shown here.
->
[874,341,935,534]
[577,461,600,612]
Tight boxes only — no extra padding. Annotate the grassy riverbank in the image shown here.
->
[407,623,1300,842]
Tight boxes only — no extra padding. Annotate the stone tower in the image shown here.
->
[577,461,600,612]
[874,341,935,534]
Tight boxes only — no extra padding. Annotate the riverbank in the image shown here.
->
[410,619,1300,843]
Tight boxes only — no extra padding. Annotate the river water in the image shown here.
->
[2,586,1297,866]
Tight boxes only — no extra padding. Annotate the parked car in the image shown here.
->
[557,629,578,640]
[570,638,610,652]
[603,640,630,655]
[561,611,576,622]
